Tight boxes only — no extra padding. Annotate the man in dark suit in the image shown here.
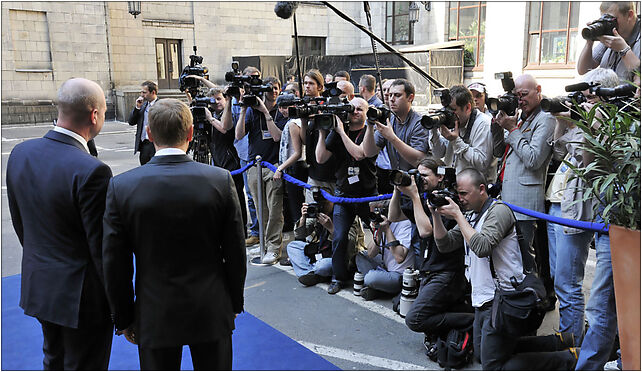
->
[128,80,158,165]
[103,98,247,370]
[6,78,114,370]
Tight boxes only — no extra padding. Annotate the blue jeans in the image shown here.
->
[240,158,259,236]
[286,240,332,278]
[547,203,592,343]
[331,197,371,283]
[576,231,617,370]
[355,252,403,294]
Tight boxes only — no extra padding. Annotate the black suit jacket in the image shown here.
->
[6,130,113,328]
[128,100,152,153]
[102,154,247,349]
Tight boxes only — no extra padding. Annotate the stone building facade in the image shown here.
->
[1,1,614,124]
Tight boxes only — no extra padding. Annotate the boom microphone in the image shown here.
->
[275,1,298,19]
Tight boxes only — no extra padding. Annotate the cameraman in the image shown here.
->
[577,1,640,82]
[430,85,496,183]
[363,79,430,171]
[431,168,578,370]
[315,97,378,294]
[235,76,286,265]
[355,201,412,301]
[389,157,473,350]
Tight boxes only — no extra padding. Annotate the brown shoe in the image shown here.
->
[245,235,259,246]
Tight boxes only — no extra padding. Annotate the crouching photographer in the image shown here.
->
[286,191,363,287]
[354,201,413,301]
[431,168,578,370]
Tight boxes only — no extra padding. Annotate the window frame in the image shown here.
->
[525,1,578,69]
[447,2,486,70]
[385,2,414,45]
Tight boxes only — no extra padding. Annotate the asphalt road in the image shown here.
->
[1,121,598,370]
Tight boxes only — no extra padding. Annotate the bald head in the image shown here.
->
[514,74,542,117]
[348,97,368,127]
[514,74,538,90]
[338,80,355,100]
[57,78,106,125]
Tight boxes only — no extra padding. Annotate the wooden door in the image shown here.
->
[155,39,182,90]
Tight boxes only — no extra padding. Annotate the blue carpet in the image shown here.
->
[2,274,339,370]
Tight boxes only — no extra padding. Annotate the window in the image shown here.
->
[527,2,580,66]
[386,2,414,45]
[295,36,326,56]
[448,2,486,68]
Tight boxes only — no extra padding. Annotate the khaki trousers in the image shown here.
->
[247,164,284,254]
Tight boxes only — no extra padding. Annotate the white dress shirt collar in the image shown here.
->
[53,126,90,153]
[154,148,186,156]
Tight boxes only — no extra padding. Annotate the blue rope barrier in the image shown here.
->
[227,160,609,233]
[230,159,256,176]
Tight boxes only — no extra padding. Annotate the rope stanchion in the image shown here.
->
[501,200,609,234]
[230,159,256,176]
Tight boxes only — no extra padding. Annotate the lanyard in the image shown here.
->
[498,119,524,182]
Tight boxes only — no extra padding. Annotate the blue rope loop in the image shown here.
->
[222,161,611,233]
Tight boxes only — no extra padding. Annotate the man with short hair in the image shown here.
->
[316,97,378,294]
[7,78,113,370]
[129,80,159,165]
[103,98,246,370]
[577,1,641,82]
[334,70,350,82]
[363,78,431,171]
[359,74,384,108]
[430,85,496,183]
[337,80,355,100]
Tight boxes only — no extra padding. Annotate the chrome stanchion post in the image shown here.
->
[250,155,267,266]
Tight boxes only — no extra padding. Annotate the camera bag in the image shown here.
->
[435,326,474,370]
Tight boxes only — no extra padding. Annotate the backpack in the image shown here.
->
[435,327,473,370]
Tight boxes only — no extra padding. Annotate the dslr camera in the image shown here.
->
[487,72,519,116]
[420,88,457,130]
[427,167,459,207]
[224,61,273,107]
[541,91,587,119]
[366,105,392,124]
[582,14,618,41]
[368,206,388,227]
[389,168,423,191]
[305,187,324,219]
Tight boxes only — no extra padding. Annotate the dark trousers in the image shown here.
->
[331,199,371,282]
[474,306,577,370]
[232,172,248,236]
[39,318,113,370]
[284,161,308,226]
[518,219,555,299]
[138,139,156,165]
[138,336,232,371]
[376,167,393,195]
[405,271,474,337]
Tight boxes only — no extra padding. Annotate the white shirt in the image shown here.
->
[141,98,158,141]
[154,148,185,156]
[53,126,90,153]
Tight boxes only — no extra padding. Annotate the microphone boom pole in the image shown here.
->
[292,12,304,97]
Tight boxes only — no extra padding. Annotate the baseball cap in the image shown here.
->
[467,82,486,93]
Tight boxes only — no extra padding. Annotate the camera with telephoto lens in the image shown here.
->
[179,46,209,96]
[427,167,460,207]
[367,105,391,123]
[420,88,457,130]
[582,14,618,41]
[541,91,587,120]
[390,168,422,187]
[487,72,519,116]
[224,62,273,107]
[288,94,354,131]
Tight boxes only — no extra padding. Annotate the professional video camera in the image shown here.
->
[582,14,618,41]
[288,85,354,131]
[541,91,587,118]
[180,46,212,165]
[545,81,638,115]
[224,61,273,107]
[420,88,457,130]
[427,167,459,207]
[487,72,519,116]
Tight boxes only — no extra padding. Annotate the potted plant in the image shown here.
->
[566,90,640,370]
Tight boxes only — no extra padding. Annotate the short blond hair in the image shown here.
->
[148,98,192,147]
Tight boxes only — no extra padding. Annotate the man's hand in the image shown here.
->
[495,110,519,131]
[598,28,629,52]
[204,107,214,122]
[375,118,396,141]
[317,212,333,232]
[440,120,459,141]
[116,325,137,345]
[435,196,463,220]
[378,215,391,230]
[396,177,419,200]
[256,98,269,114]
[301,203,309,217]
[135,96,144,109]
[334,115,345,135]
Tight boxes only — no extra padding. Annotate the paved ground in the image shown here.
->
[1,120,598,370]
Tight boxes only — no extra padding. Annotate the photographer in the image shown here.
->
[430,85,496,183]
[355,202,412,301]
[363,79,430,171]
[235,76,286,265]
[286,200,363,287]
[468,82,491,117]
[315,97,378,294]
[577,2,640,82]
[389,157,473,350]
[432,168,578,370]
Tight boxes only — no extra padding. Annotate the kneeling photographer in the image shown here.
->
[315,97,378,294]
[354,201,412,301]
[431,168,577,370]
[389,158,473,356]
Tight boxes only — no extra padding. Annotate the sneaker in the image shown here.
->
[604,360,621,371]
[556,331,575,349]
[279,257,292,266]
[327,281,344,295]
[298,272,322,286]
[248,247,261,256]
[245,235,259,246]
[359,286,382,301]
[261,252,279,265]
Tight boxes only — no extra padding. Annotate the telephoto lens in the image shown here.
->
[366,105,391,123]
[389,170,412,187]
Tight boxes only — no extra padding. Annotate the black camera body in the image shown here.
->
[289,96,354,131]
[368,206,388,227]
[306,187,324,219]
[427,167,460,207]
[421,88,457,130]
[582,14,618,41]
[179,46,208,97]
[367,105,391,123]
[390,168,422,189]
[487,72,519,116]
[224,62,272,108]
[541,91,587,115]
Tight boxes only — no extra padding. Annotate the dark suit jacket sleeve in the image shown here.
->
[220,172,247,314]
[102,178,135,330]
[6,179,24,246]
[78,163,113,284]
[128,106,142,126]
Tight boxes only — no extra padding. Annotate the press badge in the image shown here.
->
[464,253,471,267]
[347,166,360,184]
[262,130,272,140]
